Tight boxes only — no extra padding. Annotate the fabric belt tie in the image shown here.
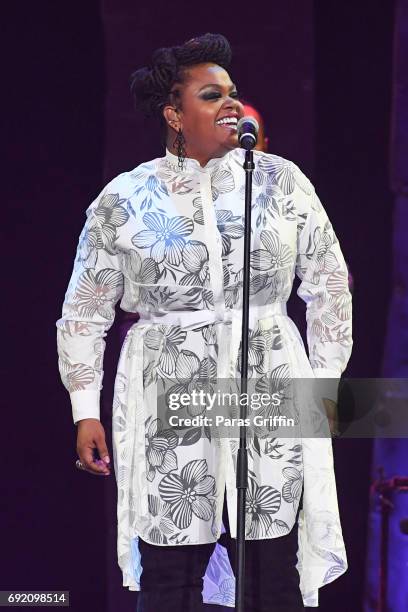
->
[136,302,287,379]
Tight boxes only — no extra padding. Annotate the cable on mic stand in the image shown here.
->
[235,116,258,612]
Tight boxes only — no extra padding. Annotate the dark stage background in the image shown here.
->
[3,1,396,611]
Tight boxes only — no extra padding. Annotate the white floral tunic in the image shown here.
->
[56,147,352,607]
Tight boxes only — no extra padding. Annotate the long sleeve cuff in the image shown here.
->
[312,368,340,404]
[70,390,101,425]
[312,367,340,379]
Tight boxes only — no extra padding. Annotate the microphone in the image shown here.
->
[237,116,259,150]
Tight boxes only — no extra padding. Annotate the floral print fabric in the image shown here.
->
[56,147,352,607]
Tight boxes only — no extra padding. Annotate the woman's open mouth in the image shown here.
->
[215,116,238,130]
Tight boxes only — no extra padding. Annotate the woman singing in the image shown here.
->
[57,33,352,611]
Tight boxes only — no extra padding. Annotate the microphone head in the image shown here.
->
[237,116,259,150]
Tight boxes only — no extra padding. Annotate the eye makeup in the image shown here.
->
[199,89,239,101]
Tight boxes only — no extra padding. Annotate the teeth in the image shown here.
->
[216,117,238,125]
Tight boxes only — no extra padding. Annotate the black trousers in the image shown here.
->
[136,491,304,612]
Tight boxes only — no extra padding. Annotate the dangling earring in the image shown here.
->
[173,128,186,171]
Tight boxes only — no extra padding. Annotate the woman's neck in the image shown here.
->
[166,140,226,168]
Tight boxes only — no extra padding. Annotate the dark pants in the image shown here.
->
[136,490,304,612]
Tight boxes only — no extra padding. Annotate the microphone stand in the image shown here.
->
[235,146,255,612]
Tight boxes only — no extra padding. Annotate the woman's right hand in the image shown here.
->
[76,418,111,476]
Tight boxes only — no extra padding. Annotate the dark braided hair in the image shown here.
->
[129,33,232,120]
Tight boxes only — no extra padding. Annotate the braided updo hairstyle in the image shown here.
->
[129,33,232,121]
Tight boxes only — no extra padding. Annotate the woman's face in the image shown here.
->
[164,63,244,166]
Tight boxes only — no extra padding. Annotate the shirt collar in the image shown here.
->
[165,148,229,173]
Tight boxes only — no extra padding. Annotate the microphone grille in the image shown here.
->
[237,116,259,136]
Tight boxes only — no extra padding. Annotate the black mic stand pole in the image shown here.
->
[235,146,255,612]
